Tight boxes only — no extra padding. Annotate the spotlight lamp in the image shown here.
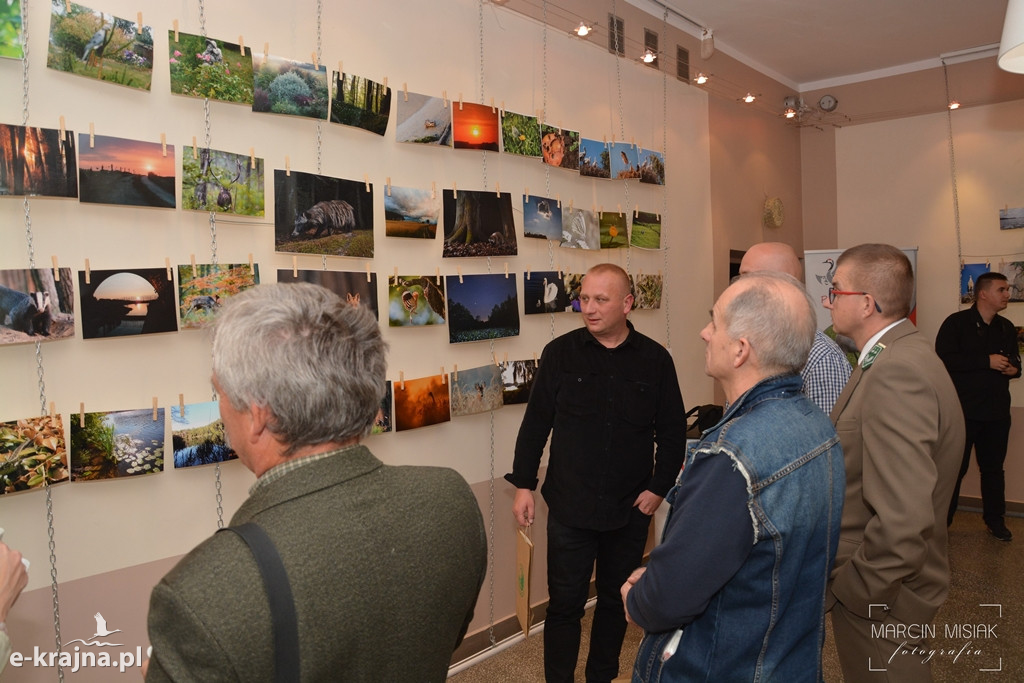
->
[575,22,592,37]
[948,100,961,110]
[742,93,756,103]
[694,72,709,84]
[784,107,797,119]
[642,48,657,63]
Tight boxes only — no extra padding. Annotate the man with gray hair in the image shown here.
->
[622,272,844,680]
[145,283,487,682]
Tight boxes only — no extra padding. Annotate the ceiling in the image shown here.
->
[642,0,1010,90]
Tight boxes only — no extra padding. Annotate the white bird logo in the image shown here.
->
[93,613,122,638]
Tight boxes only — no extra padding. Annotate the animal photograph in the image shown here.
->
[523,271,570,315]
[0,267,75,345]
[394,91,451,145]
[563,272,585,312]
[560,207,599,250]
[540,124,580,171]
[500,110,541,157]
[0,123,78,197]
[522,195,562,241]
[0,0,22,59]
[0,414,68,496]
[445,273,520,344]
[70,408,164,481]
[609,142,639,179]
[385,186,440,239]
[277,269,379,320]
[579,137,611,178]
[631,273,663,310]
[599,211,629,249]
[78,134,175,208]
[630,210,662,250]
[372,381,392,434]
[442,189,518,257]
[500,359,538,405]
[393,374,451,432]
[252,53,329,119]
[275,170,374,257]
[168,31,254,105]
[171,401,237,468]
[638,148,666,185]
[178,263,260,329]
[449,364,504,417]
[46,2,154,90]
[388,275,445,327]
[452,102,500,151]
[331,71,392,136]
[182,146,265,216]
[79,267,177,339]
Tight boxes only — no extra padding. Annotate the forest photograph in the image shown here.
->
[560,207,599,250]
[70,408,164,480]
[372,381,392,434]
[599,211,629,249]
[0,267,75,345]
[385,186,440,239]
[275,170,374,257]
[171,401,236,468]
[631,273,664,310]
[639,148,666,185]
[278,269,379,320]
[523,271,569,315]
[442,189,517,257]
[449,364,504,417]
[500,359,538,405]
[0,123,77,197]
[609,141,639,179]
[0,414,68,496]
[78,134,175,208]
[178,263,260,329]
[252,53,328,119]
[452,102,500,151]
[540,124,580,171]
[500,110,541,157]
[331,71,392,136]
[182,146,265,216]
[579,137,611,178]
[46,1,154,91]
[522,195,562,240]
[168,31,254,105]
[0,0,22,58]
[395,91,451,145]
[393,374,451,432]
[445,273,520,344]
[630,210,662,249]
[388,275,445,327]
[79,268,178,338]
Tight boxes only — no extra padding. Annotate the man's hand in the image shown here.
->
[633,490,664,516]
[990,354,1014,374]
[620,567,647,625]
[512,489,535,527]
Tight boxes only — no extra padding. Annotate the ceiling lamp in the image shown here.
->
[574,22,592,37]
[948,100,961,110]
[642,48,657,64]
[694,72,708,84]
[998,0,1024,72]
[742,93,756,103]
[784,107,797,119]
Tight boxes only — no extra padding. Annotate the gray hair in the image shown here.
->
[212,282,388,455]
[723,272,817,375]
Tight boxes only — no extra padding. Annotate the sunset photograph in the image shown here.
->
[452,102,499,151]
[78,134,175,208]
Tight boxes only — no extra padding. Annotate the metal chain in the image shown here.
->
[316,0,323,175]
[660,8,671,347]
[942,63,963,309]
[610,0,631,273]
[214,464,224,528]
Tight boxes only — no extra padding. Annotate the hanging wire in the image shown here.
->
[942,62,964,309]
[541,0,556,341]
[316,0,324,175]
[660,7,671,348]
[610,0,631,272]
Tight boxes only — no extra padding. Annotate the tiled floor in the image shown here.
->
[450,510,1021,681]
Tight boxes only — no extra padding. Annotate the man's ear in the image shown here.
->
[247,403,273,443]
[733,337,752,369]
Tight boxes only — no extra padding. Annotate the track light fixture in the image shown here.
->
[742,93,756,103]
[642,48,657,64]
[694,72,708,84]
[948,100,961,110]
[575,22,592,37]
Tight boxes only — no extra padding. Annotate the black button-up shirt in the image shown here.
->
[505,322,686,530]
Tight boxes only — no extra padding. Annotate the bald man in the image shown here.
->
[740,242,851,412]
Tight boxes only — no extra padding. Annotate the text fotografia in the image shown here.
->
[8,646,144,673]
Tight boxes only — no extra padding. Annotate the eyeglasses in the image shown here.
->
[828,287,882,313]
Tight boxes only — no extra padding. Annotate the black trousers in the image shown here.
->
[948,416,1011,528]
[543,508,650,683]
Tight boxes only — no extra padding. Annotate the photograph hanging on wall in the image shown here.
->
[500,110,541,157]
[638,148,666,185]
[0,123,78,197]
[0,0,23,59]
[960,263,989,303]
[182,146,265,216]
[442,189,517,257]
[600,211,628,249]
[168,31,254,105]
[393,374,451,431]
[560,207,599,250]
[993,257,1024,302]
[445,273,519,343]
[523,195,563,240]
[0,267,75,344]
[452,102,500,151]
[631,273,664,310]
[278,269,379,320]
[630,210,662,250]
[171,401,237,468]
[372,381,392,434]
[275,170,374,257]
[1000,206,1024,231]
[70,408,164,480]
[331,71,392,136]
[579,137,611,178]
[79,268,178,338]
[252,53,328,119]
[78,134,175,208]
[500,358,538,405]
[385,186,440,239]
[523,271,570,314]
[388,274,445,326]
[179,263,260,329]
[46,3,154,90]
[0,414,68,495]
[450,364,504,417]
[540,124,580,171]
[394,91,451,146]
[563,272,584,312]
[609,142,638,179]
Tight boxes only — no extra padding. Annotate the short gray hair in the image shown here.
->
[212,282,388,454]
[723,272,817,375]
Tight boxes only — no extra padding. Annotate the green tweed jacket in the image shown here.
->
[146,445,487,682]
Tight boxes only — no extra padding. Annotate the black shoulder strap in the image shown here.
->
[218,523,300,682]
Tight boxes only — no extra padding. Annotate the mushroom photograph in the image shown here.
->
[78,267,177,338]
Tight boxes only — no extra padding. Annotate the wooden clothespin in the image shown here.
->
[166,258,172,280]
[161,134,167,157]
[453,364,459,382]
[403,83,408,101]
[399,371,405,391]
[179,394,186,417]
[386,177,391,196]
[190,254,196,271]
[441,366,446,384]
[192,138,198,159]
[239,36,245,56]
[84,258,91,284]
[364,174,370,192]
[285,156,290,176]
[366,263,372,282]
[293,256,298,277]
[173,20,179,42]
[52,256,60,281]
[89,123,95,148]
[79,403,85,428]
[152,397,159,421]
[457,267,463,284]
[250,148,256,170]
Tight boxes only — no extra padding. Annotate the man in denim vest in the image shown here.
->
[622,271,844,681]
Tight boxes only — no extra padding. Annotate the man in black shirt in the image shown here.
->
[936,272,1020,540]
[506,263,686,682]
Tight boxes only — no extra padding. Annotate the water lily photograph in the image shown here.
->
[70,408,164,481]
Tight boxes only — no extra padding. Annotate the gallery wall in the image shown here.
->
[0,0,714,674]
